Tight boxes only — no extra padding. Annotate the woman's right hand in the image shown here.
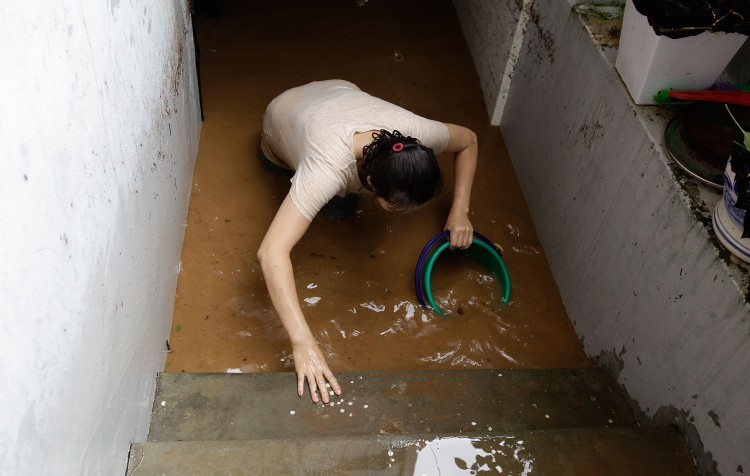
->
[258,194,342,404]
[292,338,341,404]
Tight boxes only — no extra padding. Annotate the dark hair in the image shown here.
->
[361,130,443,212]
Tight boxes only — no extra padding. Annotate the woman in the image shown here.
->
[257,79,478,404]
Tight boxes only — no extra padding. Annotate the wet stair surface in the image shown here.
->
[126,368,697,475]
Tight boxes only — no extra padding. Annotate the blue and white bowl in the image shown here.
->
[713,155,750,263]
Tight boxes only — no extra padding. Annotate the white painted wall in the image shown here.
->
[453,0,528,125]
[454,0,750,474]
[0,1,200,474]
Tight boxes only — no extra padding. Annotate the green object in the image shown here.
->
[423,238,511,316]
[653,89,673,105]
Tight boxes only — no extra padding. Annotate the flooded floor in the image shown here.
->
[166,0,591,374]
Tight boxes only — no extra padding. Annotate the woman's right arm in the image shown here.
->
[257,193,342,404]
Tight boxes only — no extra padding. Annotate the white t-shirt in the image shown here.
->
[262,79,450,221]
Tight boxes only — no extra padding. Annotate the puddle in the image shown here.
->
[409,436,534,475]
[166,0,589,374]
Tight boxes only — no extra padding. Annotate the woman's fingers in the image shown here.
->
[314,368,342,404]
[445,213,473,249]
[299,372,339,404]
[324,369,342,396]
[294,358,340,404]
[293,340,341,404]
[297,373,306,398]
[449,227,473,249]
[457,230,473,249]
[317,377,330,403]
[464,228,474,248]
[307,375,320,403]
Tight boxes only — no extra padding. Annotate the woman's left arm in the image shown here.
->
[443,123,478,249]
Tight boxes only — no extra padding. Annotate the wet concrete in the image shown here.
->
[148,369,633,441]
[129,427,698,476]
[165,0,590,375]
[133,368,699,475]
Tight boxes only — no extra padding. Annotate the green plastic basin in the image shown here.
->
[423,238,511,316]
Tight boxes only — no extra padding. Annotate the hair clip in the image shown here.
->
[392,142,420,153]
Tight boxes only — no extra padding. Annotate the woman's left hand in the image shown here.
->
[442,124,477,251]
[445,210,473,250]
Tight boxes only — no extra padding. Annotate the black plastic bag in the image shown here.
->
[632,0,750,38]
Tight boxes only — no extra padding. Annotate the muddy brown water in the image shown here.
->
[166,0,590,375]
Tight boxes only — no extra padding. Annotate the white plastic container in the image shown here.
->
[616,0,747,105]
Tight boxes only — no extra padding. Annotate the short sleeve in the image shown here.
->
[411,118,450,154]
[289,159,347,221]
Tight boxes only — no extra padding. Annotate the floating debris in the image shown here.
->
[310,252,337,260]
[360,302,385,312]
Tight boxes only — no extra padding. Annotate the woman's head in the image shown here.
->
[361,130,443,212]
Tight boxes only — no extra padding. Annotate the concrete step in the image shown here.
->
[127,427,697,475]
[148,368,634,442]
